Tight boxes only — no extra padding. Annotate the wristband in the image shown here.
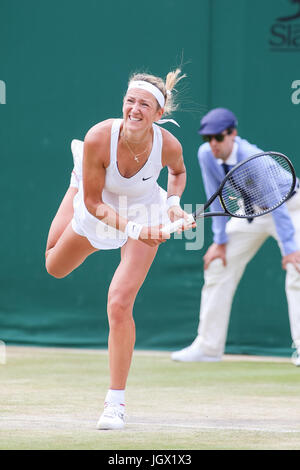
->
[167,195,181,209]
[125,221,143,240]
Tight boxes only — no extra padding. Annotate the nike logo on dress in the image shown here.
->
[142,176,152,181]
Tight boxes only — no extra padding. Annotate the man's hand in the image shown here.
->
[282,250,300,273]
[203,243,227,270]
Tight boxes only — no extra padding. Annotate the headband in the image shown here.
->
[127,80,165,108]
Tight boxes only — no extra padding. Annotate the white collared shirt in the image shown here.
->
[216,142,238,166]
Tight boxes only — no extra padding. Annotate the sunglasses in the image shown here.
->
[202,129,232,143]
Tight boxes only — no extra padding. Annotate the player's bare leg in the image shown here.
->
[46,222,98,278]
[45,187,78,254]
[45,187,98,278]
[97,238,158,429]
[108,238,158,388]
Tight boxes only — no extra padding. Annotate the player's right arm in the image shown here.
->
[83,121,129,233]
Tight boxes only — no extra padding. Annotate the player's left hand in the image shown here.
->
[282,250,300,273]
[167,206,196,233]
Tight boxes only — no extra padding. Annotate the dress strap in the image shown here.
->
[110,119,123,166]
[150,123,163,169]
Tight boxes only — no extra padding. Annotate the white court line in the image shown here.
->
[1,416,299,434]
[5,346,292,362]
[128,421,300,434]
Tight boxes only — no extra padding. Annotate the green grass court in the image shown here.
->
[1,346,300,450]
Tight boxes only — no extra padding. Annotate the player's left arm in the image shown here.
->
[162,130,195,227]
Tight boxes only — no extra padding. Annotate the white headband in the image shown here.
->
[127,80,165,108]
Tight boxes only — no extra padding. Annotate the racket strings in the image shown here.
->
[221,154,293,217]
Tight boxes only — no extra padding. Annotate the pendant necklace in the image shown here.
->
[122,132,149,163]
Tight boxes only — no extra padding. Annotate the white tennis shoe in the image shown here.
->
[171,339,221,363]
[96,402,125,430]
[292,351,300,367]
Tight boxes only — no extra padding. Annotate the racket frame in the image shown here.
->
[193,151,296,221]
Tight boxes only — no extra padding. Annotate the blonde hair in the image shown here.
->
[128,68,186,116]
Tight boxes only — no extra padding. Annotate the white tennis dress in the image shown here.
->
[70,119,170,249]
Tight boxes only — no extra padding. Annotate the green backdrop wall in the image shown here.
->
[0,0,299,355]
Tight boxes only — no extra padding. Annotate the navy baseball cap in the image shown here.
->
[198,108,238,135]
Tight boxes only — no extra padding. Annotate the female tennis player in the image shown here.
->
[45,69,195,430]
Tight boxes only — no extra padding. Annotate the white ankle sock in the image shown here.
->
[105,389,125,406]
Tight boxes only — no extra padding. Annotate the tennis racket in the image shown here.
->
[162,151,297,234]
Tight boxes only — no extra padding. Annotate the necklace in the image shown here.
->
[122,132,149,163]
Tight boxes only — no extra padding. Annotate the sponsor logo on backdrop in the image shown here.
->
[291,80,300,103]
[0,80,6,104]
[269,0,300,51]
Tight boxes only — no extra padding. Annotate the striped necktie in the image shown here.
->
[222,163,230,175]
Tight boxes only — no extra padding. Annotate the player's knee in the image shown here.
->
[107,290,133,326]
[45,257,68,279]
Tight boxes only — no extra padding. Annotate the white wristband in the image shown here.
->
[167,195,181,209]
[125,221,143,240]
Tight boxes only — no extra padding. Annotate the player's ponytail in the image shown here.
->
[164,68,186,115]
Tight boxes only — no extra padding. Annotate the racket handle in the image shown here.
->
[161,214,195,235]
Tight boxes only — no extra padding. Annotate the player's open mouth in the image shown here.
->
[129,116,142,121]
